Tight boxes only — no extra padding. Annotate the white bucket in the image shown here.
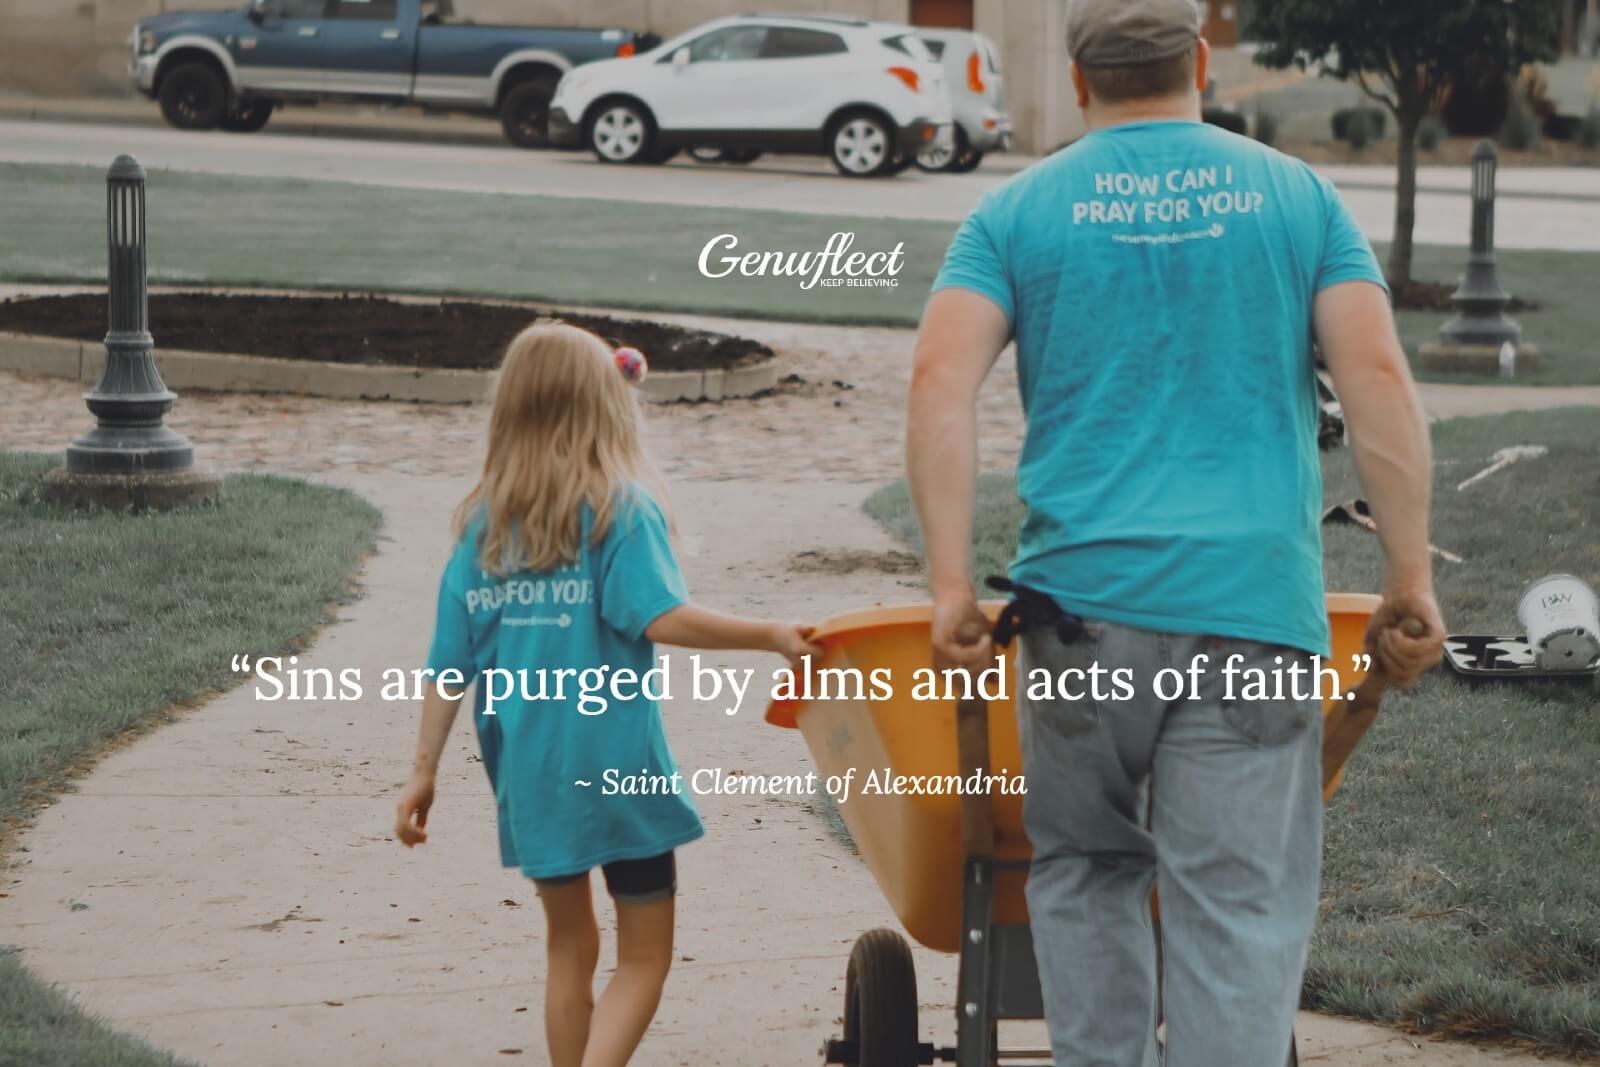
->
[1518,574,1600,671]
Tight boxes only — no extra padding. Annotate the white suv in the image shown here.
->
[547,14,952,177]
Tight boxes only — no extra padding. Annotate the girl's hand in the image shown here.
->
[395,772,436,847]
[771,623,825,669]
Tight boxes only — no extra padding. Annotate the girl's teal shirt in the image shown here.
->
[425,490,704,878]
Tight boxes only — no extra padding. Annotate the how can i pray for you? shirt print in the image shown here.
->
[1074,165,1267,242]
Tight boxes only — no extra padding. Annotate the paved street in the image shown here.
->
[4,118,1600,248]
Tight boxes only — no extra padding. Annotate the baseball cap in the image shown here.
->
[1066,0,1202,67]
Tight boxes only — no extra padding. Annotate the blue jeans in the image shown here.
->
[1017,621,1323,1067]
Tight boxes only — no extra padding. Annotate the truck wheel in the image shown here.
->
[842,929,918,1067]
[221,101,274,134]
[159,62,227,131]
[724,149,762,164]
[589,100,652,165]
[830,113,893,177]
[499,74,558,149]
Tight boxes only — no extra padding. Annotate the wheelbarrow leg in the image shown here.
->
[955,694,998,1066]
[955,855,996,1067]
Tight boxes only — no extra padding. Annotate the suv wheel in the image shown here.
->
[499,74,558,149]
[916,126,963,173]
[830,113,893,177]
[158,62,227,131]
[589,101,652,164]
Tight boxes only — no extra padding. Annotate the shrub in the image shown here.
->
[1543,113,1582,142]
[1254,110,1280,146]
[1343,109,1378,150]
[1581,106,1600,150]
[1501,88,1540,151]
[1331,106,1387,142]
[1203,107,1249,135]
[1417,114,1446,151]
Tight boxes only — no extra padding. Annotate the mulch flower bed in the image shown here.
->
[0,293,773,373]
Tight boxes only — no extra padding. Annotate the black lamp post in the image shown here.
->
[1418,140,1538,376]
[1438,141,1522,347]
[43,155,221,509]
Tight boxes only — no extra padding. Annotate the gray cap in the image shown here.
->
[1067,0,1202,67]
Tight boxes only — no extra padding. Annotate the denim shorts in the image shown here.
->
[534,850,676,906]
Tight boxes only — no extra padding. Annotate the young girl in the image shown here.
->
[395,322,817,1067]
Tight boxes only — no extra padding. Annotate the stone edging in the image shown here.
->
[0,332,779,405]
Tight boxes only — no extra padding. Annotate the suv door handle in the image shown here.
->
[297,26,318,37]
[380,28,400,39]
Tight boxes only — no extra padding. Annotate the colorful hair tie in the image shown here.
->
[614,346,647,385]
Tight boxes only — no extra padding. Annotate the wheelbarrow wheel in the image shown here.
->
[843,928,918,1067]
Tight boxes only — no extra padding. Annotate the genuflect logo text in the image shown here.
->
[697,232,905,290]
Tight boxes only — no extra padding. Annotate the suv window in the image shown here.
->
[762,27,847,58]
[687,25,768,63]
[919,38,947,60]
[325,0,397,20]
[882,33,934,61]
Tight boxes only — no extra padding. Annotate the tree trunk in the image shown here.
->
[1386,106,1422,287]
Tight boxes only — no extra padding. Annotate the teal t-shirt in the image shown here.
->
[425,489,704,879]
[933,120,1385,656]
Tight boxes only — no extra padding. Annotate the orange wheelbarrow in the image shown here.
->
[766,594,1394,1067]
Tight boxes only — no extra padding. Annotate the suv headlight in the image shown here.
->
[138,30,157,54]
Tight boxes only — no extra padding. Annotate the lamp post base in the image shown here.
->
[1417,342,1540,377]
[40,465,223,512]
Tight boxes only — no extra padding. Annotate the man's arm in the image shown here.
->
[907,288,1012,670]
[1315,280,1445,684]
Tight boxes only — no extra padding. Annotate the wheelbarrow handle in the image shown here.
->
[1320,618,1426,791]
[951,620,998,860]
[956,695,996,861]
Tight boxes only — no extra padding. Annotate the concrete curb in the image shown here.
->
[0,332,779,404]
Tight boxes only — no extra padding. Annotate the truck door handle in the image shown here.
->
[297,26,318,37]
[380,28,400,39]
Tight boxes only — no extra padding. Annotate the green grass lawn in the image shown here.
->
[0,451,380,1066]
[865,408,1600,1057]
[1,162,1596,383]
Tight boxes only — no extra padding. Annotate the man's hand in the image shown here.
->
[1365,585,1446,688]
[932,588,993,673]
[395,772,436,847]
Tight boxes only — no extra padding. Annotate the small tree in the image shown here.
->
[1246,0,1559,285]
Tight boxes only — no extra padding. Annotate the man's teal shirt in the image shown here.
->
[933,120,1386,656]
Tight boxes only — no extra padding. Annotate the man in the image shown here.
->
[906,1,1446,1063]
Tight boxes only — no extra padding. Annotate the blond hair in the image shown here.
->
[453,321,663,575]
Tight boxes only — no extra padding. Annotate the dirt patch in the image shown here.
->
[0,293,773,373]
[788,548,922,577]
[1391,279,1539,313]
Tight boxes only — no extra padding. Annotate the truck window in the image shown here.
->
[762,28,847,58]
[325,0,398,20]
[260,0,326,17]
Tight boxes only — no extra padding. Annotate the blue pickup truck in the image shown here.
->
[129,0,650,146]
